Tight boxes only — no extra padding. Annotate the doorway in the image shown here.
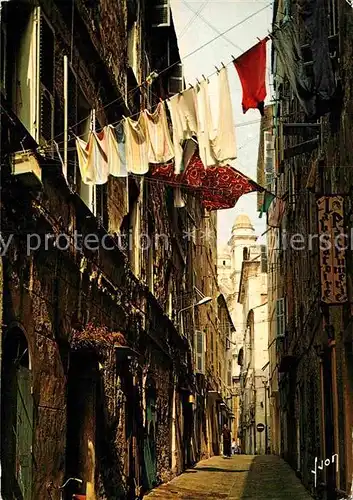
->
[1,328,33,500]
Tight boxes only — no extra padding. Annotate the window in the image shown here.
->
[66,65,98,214]
[151,0,170,27]
[12,7,55,148]
[168,62,184,95]
[243,247,248,261]
[264,131,275,178]
[39,12,55,150]
[195,330,205,374]
[261,245,268,273]
[121,178,141,277]
[327,0,338,37]
[276,298,285,336]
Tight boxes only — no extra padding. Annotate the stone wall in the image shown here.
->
[271,2,353,497]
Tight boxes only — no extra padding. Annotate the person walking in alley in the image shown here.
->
[222,424,231,457]
[232,438,237,455]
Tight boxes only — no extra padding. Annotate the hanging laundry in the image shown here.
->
[93,129,109,184]
[150,162,175,182]
[76,137,94,185]
[297,0,336,114]
[150,148,262,211]
[124,114,149,175]
[75,132,109,185]
[267,197,286,227]
[181,151,207,188]
[105,123,127,177]
[271,20,315,117]
[233,39,268,116]
[195,78,217,168]
[144,102,174,164]
[200,164,263,211]
[167,87,198,173]
[210,67,237,163]
[195,69,236,168]
[259,191,275,218]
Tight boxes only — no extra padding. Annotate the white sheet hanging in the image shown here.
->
[167,87,198,173]
[105,124,128,177]
[75,131,109,185]
[210,67,237,163]
[144,102,174,164]
[196,67,237,167]
[124,114,149,175]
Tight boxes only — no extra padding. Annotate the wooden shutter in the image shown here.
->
[276,298,285,336]
[195,330,205,374]
[16,365,33,500]
[151,0,170,27]
[261,245,268,273]
[39,11,55,150]
[264,131,275,190]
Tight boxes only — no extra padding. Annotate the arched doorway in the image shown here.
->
[1,327,33,500]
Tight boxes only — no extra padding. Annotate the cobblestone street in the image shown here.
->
[144,455,313,499]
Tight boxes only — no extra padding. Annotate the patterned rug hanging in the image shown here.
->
[150,150,263,211]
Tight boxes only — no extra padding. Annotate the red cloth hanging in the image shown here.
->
[150,150,263,211]
[200,164,262,210]
[233,39,268,116]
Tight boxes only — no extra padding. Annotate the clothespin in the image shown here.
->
[257,37,261,42]
[221,61,226,68]
[189,83,193,89]
[214,65,220,74]
[231,55,236,61]
[196,78,201,85]
[202,74,206,81]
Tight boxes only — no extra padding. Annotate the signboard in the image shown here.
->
[317,196,348,304]
[256,423,265,432]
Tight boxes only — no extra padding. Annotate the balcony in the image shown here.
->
[12,150,42,189]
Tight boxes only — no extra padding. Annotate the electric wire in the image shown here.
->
[179,0,210,39]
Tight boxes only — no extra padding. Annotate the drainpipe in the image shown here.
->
[264,383,268,454]
[0,256,3,493]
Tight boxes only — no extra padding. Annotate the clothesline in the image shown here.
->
[48,35,276,151]
[51,148,276,201]
[47,3,272,146]
[41,19,291,153]
[47,56,237,150]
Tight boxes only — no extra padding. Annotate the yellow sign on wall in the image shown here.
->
[317,196,347,304]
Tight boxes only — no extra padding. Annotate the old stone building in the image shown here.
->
[234,217,269,455]
[218,214,269,447]
[264,0,353,498]
[0,1,224,499]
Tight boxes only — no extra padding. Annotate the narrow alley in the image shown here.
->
[144,455,312,499]
[2,0,353,499]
